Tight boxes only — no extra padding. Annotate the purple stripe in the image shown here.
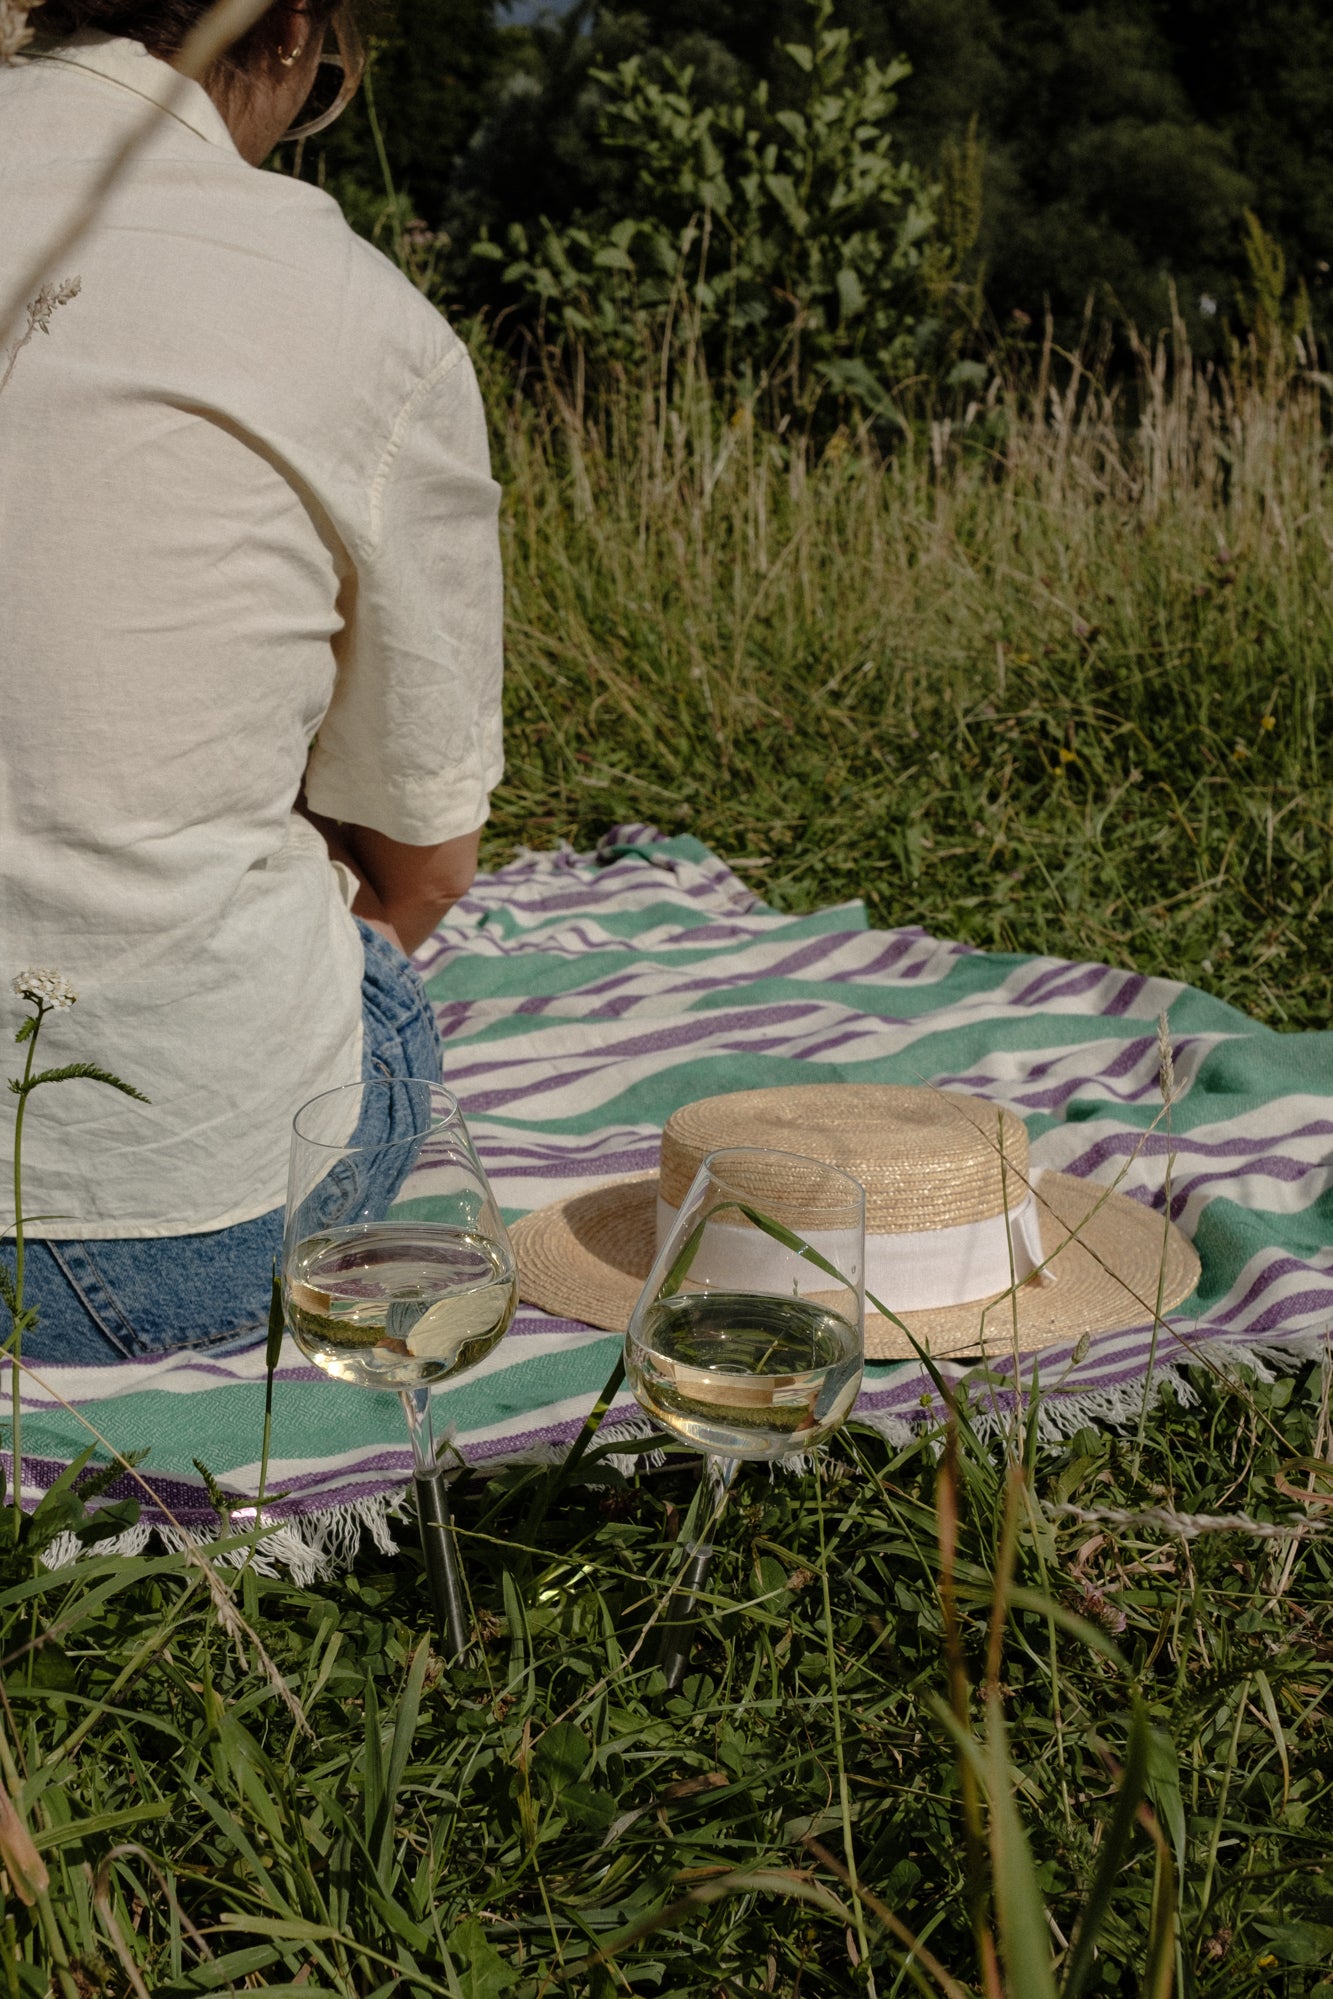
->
[1103,971,1151,1017]
[1063,1143,1333,1199]
[826,932,942,980]
[1210,1263,1333,1330]
[1214,1285,1333,1337]
[483,1137,659,1165]
[1207,1253,1333,1328]
[789,1025,895,1061]
[1010,960,1106,1007]
[450,1006,844,1112]
[477,1131,656,1158]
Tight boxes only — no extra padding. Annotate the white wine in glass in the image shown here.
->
[629,1289,862,1457]
[284,1078,517,1650]
[625,1146,866,1684]
[286,1222,516,1388]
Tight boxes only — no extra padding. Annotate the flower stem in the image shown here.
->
[9,1002,43,1538]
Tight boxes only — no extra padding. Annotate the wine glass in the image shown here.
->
[624,1146,866,1686]
[283,1078,517,1653]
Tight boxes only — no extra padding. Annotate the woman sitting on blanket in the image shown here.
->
[0,0,503,1361]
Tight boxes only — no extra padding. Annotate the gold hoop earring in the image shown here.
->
[277,40,305,65]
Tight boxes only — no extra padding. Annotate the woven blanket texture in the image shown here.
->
[8,825,1332,1574]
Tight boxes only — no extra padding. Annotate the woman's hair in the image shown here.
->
[36,0,338,62]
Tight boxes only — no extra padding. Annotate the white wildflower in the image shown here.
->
[12,967,78,1009]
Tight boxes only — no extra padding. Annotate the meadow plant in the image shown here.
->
[482,306,1333,1028]
[0,276,81,395]
[2,972,147,1541]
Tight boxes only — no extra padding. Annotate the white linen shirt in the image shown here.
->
[0,35,504,1237]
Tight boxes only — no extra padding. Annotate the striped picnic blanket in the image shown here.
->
[11,825,1333,1572]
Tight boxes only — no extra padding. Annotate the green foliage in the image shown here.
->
[273,1,1333,360]
[1159,0,1333,336]
[969,0,1253,344]
[2,1362,1332,1992]
[476,0,936,411]
[0,1445,141,1580]
[1234,209,1313,379]
[7,1061,149,1103]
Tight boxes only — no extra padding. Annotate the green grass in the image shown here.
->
[5,339,1333,1996]
[2,1362,1332,1995]
[485,332,1333,1029]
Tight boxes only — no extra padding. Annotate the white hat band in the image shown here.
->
[655,1179,1049,1313]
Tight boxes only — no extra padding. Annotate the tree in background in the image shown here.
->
[467,3,941,416]
[274,0,1328,359]
[964,0,1253,340]
[575,0,1259,344]
[1159,0,1333,335]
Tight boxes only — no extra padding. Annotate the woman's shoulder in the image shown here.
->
[5,41,462,407]
[251,172,459,384]
[259,171,459,339]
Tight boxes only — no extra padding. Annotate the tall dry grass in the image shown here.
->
[484,315,1333,1026]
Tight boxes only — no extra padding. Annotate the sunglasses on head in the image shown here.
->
[282,1,366,142]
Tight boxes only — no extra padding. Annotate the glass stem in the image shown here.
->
[657,1454,739,1692]
[402,1384,436,1476]
[402,1387,469,1658]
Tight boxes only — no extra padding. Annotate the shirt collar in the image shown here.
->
[37,31,238,152]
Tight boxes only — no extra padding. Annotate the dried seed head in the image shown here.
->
[1074,1582,1127,1636]
[28,275,82,332]
[12,967,78,1009]
[0,1789,49,1904]
[0,0,39,65]
[1156,1010,1176,1106]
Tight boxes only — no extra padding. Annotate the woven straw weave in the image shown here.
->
[659,1084,1029,1230]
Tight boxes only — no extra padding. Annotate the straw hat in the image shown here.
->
[509,1083,1200,1361]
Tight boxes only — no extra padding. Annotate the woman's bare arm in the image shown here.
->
[302,801,481,955]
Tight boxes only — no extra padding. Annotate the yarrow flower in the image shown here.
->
[12,967,78,1010]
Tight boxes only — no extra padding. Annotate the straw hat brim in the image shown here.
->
[510,1170,1201,1362]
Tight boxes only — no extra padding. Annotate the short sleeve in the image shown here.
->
[304,339,504,844]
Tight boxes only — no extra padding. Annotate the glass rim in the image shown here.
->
[291,1076,462,1151]
[695,1145,867,1215]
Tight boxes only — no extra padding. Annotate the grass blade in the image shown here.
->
[1060,1705,1151,1998]
[983,1690,1059,1999]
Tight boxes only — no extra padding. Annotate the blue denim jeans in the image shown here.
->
[8,922,442,1365]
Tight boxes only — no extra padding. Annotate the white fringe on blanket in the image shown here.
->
[39,1336,1326,1580]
